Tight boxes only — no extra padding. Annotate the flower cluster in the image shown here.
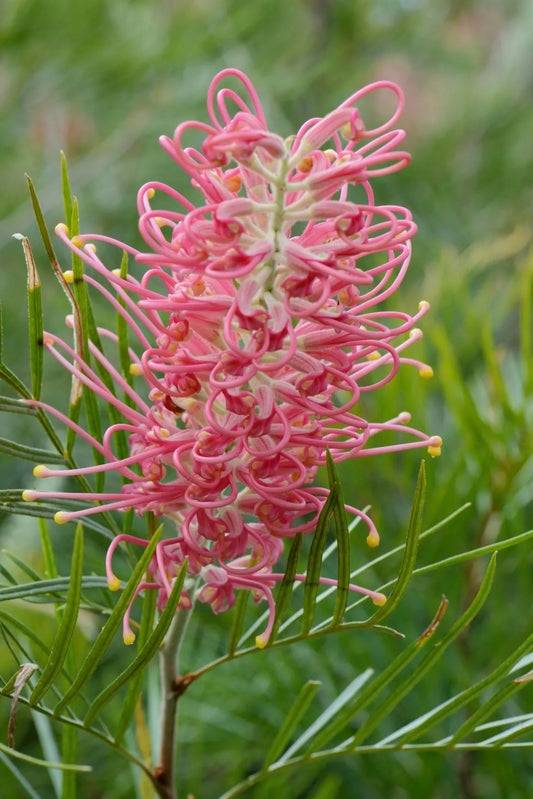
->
[24,69,440,647]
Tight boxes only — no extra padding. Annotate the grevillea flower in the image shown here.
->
[23,69,441,647]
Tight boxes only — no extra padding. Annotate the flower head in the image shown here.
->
[24,70,440,646]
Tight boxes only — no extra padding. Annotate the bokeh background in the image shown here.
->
[1,1,533,797]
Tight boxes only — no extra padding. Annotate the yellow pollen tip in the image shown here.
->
[428,435,442,457]
[372,593,387,607]
[107,576,121,592]
[54,511,69,524]
[55,223,69,235]
[366,350,381,361]
[419,365,434,379]
[22,490,36,502]
[112,268,121,276]
[33,465,48,478]
[147,188,155,198]
[63,270,74,283]
[418,300,430,312]
[159,428,170,438]
[409,327,422,339]
[129,363,143,376]
[255,632,269,650]
[123,631,136,646]
[366,531,380,548]
[70,235,84,249]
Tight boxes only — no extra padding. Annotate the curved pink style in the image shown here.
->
[25,69,441,647]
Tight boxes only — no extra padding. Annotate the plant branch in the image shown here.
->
[154,606,195,799]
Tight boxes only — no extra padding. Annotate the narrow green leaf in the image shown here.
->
[0,576,107,604]
[380,631,533,746]
[3,551,43,583]
[479,718,533,746]
[39,518,58,580]
[365,460,426,626]
[25,175,77,309]
[302,486,338,635]
[227,590,250,656]
[31,711,61,798]
[452,681,525,745]
[350,554,497,747]
[412,527,533,576]
[279,671,374,763]
[0,361,32,398]
[270,533,303,643]
[61,152,73,230]
[84,562,186,726]
[13,234,43,399]
[0,437,65,463]
[61,725,78,799]
[302,601,446,756]
[67,197,103,469]
[0,561,17,584]
[55,530,161,715]
[26,174,86,451]
[114,588,158,743]
[0,612,76,692]
[0,395,38,414]
[263,681,320,768]
[0,503,114,540]
[30,525,84,705]
[325,451,350,626]
[0,748,44,799]
[0,742,90,772]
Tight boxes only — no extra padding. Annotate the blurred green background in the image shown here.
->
[1,0,533,797]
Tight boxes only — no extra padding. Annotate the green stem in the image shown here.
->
[155,606,194,799]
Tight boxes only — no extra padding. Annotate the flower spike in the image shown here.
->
[24,71,440,642]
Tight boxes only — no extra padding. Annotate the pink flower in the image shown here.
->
[23,70,441,647]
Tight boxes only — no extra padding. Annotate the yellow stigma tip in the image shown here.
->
[123,631,136,646]
[428,436,442,457]
[70,235,84,248]
[108,576,121,592]
[22,490,35,502]
[54,512,69,524]
[33,465,48,478]
[129,363,142,376]
[372,593,387,607]
[419,366,434,379]
[366,532,380,548]
[418,300,430,312]
[55,223,69,235]
[147,188,155,199]
[255,633,269,650]
[63,270,74,283]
